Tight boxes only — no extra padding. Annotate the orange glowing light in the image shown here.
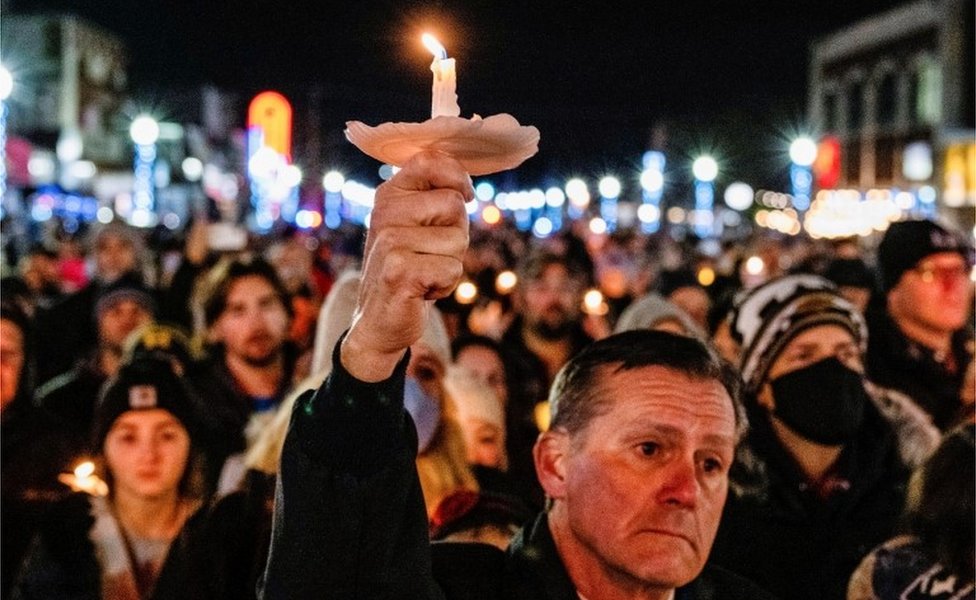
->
[248,91,293,162]
[482,205,501,225]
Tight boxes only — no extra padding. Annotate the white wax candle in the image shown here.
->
[422,34,460,119]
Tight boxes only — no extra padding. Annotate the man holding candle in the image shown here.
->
[260,151,774,600]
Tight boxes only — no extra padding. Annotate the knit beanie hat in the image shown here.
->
[613,292,705,339]
[730,274,867,394]
[93,357,200,451]
[94,275,156,319]
[877,219,973,293]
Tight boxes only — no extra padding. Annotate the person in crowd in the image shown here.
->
[847,423,975,600]
[823,257,876,314]
[34,222,145,384]
[1,302,76,599]
[429,490,532,551]
[450,334,510,408]
[191,255,297,465]
[710,274,917,600]
[12,357,208,599]
[658,268,712,332]
[613,291,706,339]
[499,249,593,509]
[35,277,156,452]
[260,151,773,600]
[17,244,63,311]
[443,365,509,483]
[867,219,974,431]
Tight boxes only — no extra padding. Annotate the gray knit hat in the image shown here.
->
[613,292,705,340]
[730,274,867,394]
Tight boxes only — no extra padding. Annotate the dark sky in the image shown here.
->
[10,0,907,191]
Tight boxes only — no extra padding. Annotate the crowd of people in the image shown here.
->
[0,152,973,599]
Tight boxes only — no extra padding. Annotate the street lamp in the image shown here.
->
[789,136,817,211]
[598,175,620,232]
[129,115,160,227]
[692,155,718,239]
[640,151,665,233]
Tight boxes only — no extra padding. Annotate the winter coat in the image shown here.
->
[260,343,777,600]
[709,399,910,600]
[11,493,206,600]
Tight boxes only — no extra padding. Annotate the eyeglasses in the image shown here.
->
[911,262,970,285]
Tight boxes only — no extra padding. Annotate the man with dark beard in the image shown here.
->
[499,250,593,509]
[193,256,296,484]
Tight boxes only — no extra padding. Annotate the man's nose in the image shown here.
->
[657,456,700,508]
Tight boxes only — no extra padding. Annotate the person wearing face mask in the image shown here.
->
[709,274,913,600]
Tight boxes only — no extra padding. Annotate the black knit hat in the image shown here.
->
[823,258,876,290]
[94,274,156,319]
[877,220,973,293]
[93,357,200,450]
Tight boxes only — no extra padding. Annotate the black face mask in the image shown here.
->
[769,356,867,446]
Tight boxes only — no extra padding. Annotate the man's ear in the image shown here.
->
[534,429,570,500]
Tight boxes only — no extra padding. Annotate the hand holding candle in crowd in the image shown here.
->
[422,33,460,119]
[57,460,109,497]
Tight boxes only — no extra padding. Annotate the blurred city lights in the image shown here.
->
[57,129,84,163]
[565,178,590,206]
[598,176,621,198]
[181,157,204,181]
[532,216,554,237]
[545,186,566,207]
[637,203,661,224]
[724,182,754,211]
[96,206,114,223]
[475,181,495,201]
[666,207,686,223]
[788,137,818,167]
[692,156,718,182]
[482,205,501,225]
[323,170,345,193]
[640,169,664,193]
[0,64,12,101]
[589,217,607,235]
[129,115,160,146]
[902,142,933,181]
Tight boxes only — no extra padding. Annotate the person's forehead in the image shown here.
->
[227,275,278,299]
[112,408,181,429]
[103,298,150,313]
[916,251,967,267]
[781,323,855,349]
[591,365,735,434]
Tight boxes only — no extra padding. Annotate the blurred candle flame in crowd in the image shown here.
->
[58,460,109,497]
[495,270,517,295]
[582,288,609,316]
[455,281,478,304]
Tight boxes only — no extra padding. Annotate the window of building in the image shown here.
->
[823,93,838,132]
[845,139,861,183]
[848,81,865,132]
[876,73,897,126]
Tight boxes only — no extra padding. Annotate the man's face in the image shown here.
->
[211,275,290,367]
[520,264,582,340]
[888,252,972,338]
[98,299,153,351]
[539,366,736,592]
[96,234,137,283]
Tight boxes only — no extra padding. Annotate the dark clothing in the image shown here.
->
[498,319,592,510]
[710,400,910,600]
[261,342,777,599]
[197,470,276,600]
[32,357,107,455]
[848,535,976,600]
[866,304,971,431]
[11,493,207,600]
[1,401,78,599]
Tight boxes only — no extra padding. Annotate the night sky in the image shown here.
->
[8,0,908,191]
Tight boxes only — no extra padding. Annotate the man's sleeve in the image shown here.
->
[259,336,444,600]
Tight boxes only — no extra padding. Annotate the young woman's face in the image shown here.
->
[104,409,191,501]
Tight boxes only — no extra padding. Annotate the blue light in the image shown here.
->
[532,217,554,238]
[694,180,714,238]
[475,181,495,201]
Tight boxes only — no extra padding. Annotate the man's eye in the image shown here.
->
[702,458,724,473]
[639,442,659,457]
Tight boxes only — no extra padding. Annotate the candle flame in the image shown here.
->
[422,33,447,60]
[74,461,95,479]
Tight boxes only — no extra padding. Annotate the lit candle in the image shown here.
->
[422,33,460,119]
[58,460,109,497]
